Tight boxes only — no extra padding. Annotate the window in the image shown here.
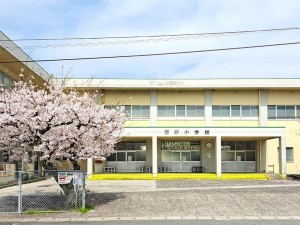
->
[212,106,230,117]
[278,147,294,163]
[0,70,12,88]
[105,105,150,119]
[268,105,297,119]
[213,105,259,118]
[242,106,258,117]
[231,105,241,117]
[221,141,256,162]
[286,148,294,163]
[132,106,150,118]
[186,106,204,117]
[107,141,147,162]
[176,105,185,117]
[158,105,204,118]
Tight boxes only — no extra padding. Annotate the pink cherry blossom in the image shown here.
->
[0,80,125,167]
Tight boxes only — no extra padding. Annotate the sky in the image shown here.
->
[0,0,300,79]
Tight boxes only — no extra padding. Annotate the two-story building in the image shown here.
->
[66,78,299,177]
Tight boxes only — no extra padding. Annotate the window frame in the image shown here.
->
[157,105,204,119]
[212,105,259,120]
[268,105,297,120]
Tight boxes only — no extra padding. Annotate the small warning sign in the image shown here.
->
[58,172,68,184]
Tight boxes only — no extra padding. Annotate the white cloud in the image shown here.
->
[1,0,300,79]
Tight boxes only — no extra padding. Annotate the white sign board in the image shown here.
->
[73,172,84,187]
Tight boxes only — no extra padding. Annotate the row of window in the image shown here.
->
[212,105,258,117]
[106,104,300,120]
[268,105,300,119]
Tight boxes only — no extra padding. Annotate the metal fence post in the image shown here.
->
[82,170,86,210]
[18,171,22,214]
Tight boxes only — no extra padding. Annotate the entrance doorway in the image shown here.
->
[161,150,201,172]
[221,141,256,172]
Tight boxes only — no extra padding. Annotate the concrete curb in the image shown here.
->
[1,216,300,222]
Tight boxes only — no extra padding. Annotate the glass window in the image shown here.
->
[181,152,190,161]
[124,106,131,118]
[116,142,126,150]
[251,106,259,117]
[195,106,204,117]
[134,142,146,150]
[212,106,221,117]
[166,106,175,117]
[242,106,251,117]
[286,106,295,119]
[231,105,241,117]
[136,151,146,161]
[171,152,180,161]
[222,141,235,151]
[221,151,235,161]
[191,151,200,161]
[117,152,126,161]
[277,106,285,119]
[245,141,256,150]
[107,153,116,161]
[158,106,167,117]
[246,151,255,161]
[126,142,135,150]
[236,152,245,161]
[176,105,185,117]
[286,147,294,163]
[127,152,135,161]
[268,105,276,119]
[132,106,150,118]
[161,151,171,162]
[236,141,245,150]
[297,106,300,118]
[221,106,230,117]
[3,76,10,87]
[186,106,195,117]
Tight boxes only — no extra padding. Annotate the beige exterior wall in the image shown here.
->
[102,90,150,105]
[157,90,204,105]
[267,121,300,174]
[268,90,300,105]
[156,120,205,126]
[125,120,151,127]
[212,90,259,105]
[212,121,259,126]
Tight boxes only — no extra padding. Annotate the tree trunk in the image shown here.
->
[43,161,83,209]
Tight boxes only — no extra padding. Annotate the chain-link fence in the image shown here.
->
[0,170,86,213]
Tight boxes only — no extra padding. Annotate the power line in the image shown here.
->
[1,41,300,64]
[1,27,300,50]
[2,27,299,41]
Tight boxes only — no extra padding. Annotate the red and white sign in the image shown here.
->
[58,172,68,184]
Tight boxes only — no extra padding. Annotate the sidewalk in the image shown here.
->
[1,179,300,222]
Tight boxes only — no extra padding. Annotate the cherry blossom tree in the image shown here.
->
[0,79,125,169]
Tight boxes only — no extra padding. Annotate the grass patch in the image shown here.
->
[78,204,94,214]
[25,210,57,214]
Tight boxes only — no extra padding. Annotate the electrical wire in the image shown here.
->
[0,27,299,50]
[1,41,300,64]
[2,27,299,41]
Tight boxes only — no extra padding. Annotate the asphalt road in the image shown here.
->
[2,219,300,225]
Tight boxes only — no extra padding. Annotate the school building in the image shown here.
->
[1,31,300,177]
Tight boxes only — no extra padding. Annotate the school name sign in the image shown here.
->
[161,141,200,151]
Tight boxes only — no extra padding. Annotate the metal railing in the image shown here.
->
[0,170,86,213]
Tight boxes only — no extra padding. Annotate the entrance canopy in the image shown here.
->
[122,126,286,177]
